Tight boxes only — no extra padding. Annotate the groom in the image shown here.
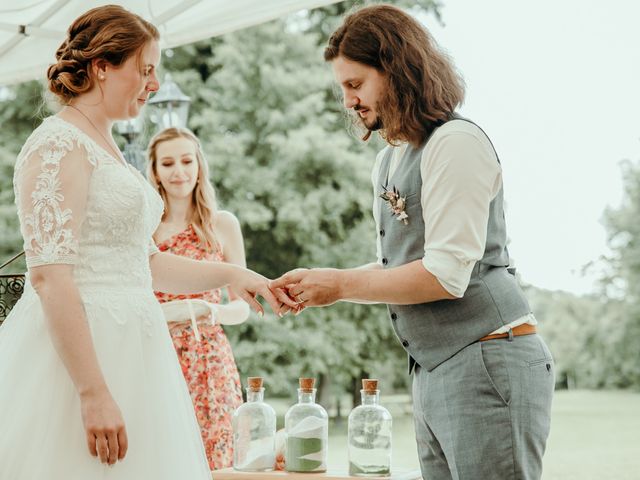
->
[271,5,555,480]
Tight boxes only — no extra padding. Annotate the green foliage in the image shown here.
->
[306,0,442,40]
[0,81,50,153]
[0,80,52,268]
[598,159,640,387]
[0,144,23,269]
[525,286,616,389]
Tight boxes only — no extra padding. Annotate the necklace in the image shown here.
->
[67,104,126,165]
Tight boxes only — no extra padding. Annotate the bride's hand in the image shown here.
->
[229,267,298,316]
[80,386,128,465]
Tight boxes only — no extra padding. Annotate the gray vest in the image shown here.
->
[378,118,531,372]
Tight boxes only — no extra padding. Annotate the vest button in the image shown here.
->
[382,257,388,265]
[380,229,385,237]
[391,313,397,320]
[402,340,409,347]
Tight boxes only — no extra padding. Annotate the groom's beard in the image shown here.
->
[365,116,383,132]
[354,104,383,132]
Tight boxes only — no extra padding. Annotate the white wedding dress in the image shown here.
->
[0,116,211,479]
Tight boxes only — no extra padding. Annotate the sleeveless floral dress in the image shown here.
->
[155,225,243,470]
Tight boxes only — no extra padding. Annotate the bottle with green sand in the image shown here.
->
[284,377,328,473]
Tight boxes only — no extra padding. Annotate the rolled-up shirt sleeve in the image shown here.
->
[421,127,502,298]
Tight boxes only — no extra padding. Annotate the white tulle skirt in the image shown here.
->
[0,283,211,479]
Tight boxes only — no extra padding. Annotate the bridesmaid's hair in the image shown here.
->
[147,128,220,252]
[47,4,159,104]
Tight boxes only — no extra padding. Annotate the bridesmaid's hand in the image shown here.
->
[80,386,128,465]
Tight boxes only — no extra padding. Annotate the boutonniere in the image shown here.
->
[380,185,409,225]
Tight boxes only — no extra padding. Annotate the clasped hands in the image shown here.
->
[230,266,344,318]
[269,268,344,316]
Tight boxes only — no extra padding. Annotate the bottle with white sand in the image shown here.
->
[232,376,277,471]
[284,377,328,472]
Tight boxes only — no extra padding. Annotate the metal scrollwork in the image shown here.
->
[0,275,26,324]
[0,251,26,326]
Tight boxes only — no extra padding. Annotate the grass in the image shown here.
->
[272,390,640,479]
[542,390,640,480]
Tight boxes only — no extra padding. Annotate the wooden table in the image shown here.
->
[211,468,422,480]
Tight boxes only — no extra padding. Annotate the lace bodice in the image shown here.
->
[13,116,163,290]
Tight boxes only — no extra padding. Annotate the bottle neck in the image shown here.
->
[297,388,317,404]
[360,389,380,405]
[246,387,265,402]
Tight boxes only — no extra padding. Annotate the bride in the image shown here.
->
[0,5,293,479]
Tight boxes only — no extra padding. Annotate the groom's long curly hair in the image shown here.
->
[324,4,465,147]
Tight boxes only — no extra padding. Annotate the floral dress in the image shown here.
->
[155,224,243,470]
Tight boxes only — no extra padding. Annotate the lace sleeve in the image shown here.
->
[14,133,94,269]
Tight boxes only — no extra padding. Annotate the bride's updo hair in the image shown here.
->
[47,4,159,103]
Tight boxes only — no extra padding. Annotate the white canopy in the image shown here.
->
[0,0,339,85]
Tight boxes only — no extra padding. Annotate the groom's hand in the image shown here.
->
[272,286,299,316]
[270,268,344,308]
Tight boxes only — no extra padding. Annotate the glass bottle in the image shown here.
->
[232,376,276,471]
[284,377,328,472]
[348,379,392,476]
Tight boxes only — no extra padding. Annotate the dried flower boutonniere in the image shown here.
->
[380,185,409,225]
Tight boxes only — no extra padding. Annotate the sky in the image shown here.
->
[415,0,640,295]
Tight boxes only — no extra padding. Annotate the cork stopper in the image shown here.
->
[247,377,263,392]
[299,377,315,393]
[362,379,379,393]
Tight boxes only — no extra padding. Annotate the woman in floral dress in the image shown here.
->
[147,127,249,470]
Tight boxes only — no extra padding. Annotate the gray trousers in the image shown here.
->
[412,334,554,480]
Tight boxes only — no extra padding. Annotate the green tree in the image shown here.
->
[0,81,51,266]
[0,144,23,269]
[306,0,442,41]
[525,285,608,389]
[599,159,640,388]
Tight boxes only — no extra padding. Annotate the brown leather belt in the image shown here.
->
[479,323,537,342]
